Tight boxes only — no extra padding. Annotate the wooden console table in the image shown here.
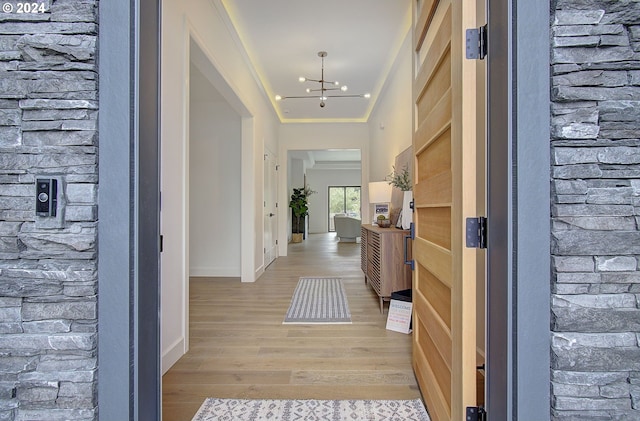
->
[360,224,412,313]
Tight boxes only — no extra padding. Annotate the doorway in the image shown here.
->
[264,150,278,267]
[103,0,553,419]
[287,149,363,239]
[160,32,257,376]
[328,186,361,231]
[188,61,242,278]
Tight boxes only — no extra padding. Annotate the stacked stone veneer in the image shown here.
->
[0,1,98,420]
[552,0,640,419]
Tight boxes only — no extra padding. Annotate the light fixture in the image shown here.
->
[368,181,392,225]
[275,51,371,108]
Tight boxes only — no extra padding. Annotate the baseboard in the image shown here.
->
[162,336,185,375]
[254,264,264,281]
[190,266,240,277]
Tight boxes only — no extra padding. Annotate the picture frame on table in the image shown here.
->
[374,203,389,220]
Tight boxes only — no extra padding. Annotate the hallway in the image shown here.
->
[161,233,420,420]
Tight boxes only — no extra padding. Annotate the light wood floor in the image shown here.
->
[162,233,420,420]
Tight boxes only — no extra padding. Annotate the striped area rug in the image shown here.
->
[192,398,430,421]
[283,277,351,324]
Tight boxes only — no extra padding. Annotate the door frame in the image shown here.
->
[98,0,161,419]
[486,0,550,419]
[97,0,551,418]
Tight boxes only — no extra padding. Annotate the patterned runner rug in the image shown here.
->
[192,398,430,421]
[283,277,351,324]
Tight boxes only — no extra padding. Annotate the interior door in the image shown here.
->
[264,152,278,267]
[411,0,486,420]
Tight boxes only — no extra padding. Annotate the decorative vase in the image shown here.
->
[402,190,413,230]
[378,219,391,228]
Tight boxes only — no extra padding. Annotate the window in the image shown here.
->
[328,186,361,231]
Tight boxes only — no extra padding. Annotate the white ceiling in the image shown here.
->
[221,0,412,123]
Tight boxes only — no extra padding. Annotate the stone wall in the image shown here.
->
[0,1,98,420]
[551,0,640,419]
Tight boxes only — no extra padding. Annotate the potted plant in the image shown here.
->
[386,164,411,191]
[289,185,316,242]
[386,165,413,229]
[377,214,391,228]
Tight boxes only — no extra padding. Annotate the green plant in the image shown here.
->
[386,165,412,191]
[377,213,391,227]
[289,185,316,234]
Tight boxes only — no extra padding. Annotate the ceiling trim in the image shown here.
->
[279,117,369,124]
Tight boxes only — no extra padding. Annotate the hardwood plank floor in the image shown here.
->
[162,233,420,420]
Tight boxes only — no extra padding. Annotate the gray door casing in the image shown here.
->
[486,0,550,418]
[98,0,161,419]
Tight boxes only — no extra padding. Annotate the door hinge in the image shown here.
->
[466,217,487,249]
[276,165,280,171]
[465,25,487,60]
[466,406,487,421]
[160,235,163,253]
[276,240,278,245]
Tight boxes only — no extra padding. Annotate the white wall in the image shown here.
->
[278,123,370,255]
[368,31,413,182]
[365,31,413,226]
[189,98,241,276]
[306,169,361,233]
[290,158,304,187]
[161,0,279,373]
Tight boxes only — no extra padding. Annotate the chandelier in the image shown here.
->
[275,51,370,108]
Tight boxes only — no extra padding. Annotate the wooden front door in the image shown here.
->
[411,0,486,420]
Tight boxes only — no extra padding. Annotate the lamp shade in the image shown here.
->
[368,181,392,203]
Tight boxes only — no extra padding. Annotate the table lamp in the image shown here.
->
[368,181,392,225]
